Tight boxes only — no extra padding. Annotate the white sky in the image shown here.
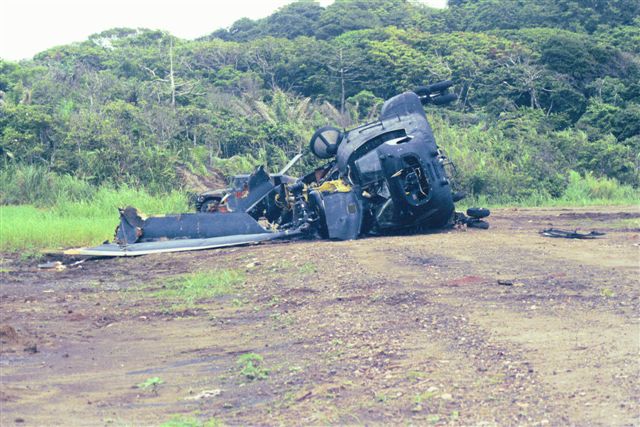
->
[0,0,447,61]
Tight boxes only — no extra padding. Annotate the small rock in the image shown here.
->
[440,393,453,400]
[23,344,38,354]
[0,324,19,343]
[184,389,222,400]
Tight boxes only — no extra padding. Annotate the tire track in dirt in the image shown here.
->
[346,225,639,426]
[341,240,564,424]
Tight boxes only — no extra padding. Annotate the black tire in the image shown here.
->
[467,219,489,229]
[466,207,490,219]
[199,197,221,213]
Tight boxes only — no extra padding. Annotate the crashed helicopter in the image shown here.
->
[67,80,489,257]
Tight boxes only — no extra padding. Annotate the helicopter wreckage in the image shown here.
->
[66,81,490,257]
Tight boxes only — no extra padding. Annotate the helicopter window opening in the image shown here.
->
[350,129,407,163]
[384,135,413,145]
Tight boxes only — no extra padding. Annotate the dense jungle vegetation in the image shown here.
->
[1,0,639,206]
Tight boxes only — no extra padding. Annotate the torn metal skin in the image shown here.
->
[66,81,490,257]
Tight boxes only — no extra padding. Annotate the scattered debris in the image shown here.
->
[37,261,66,271]
[36,258,88,271]
[497,280,513,286]
[540,229,606,239]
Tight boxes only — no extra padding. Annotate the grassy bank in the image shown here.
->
[0,187,188,253]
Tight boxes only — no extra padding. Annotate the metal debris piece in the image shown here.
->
[540,229,606,239]
[37,261,66,271]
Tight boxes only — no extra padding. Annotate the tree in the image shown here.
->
[262,1,324,39]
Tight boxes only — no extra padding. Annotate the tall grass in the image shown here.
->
[559,171,639,205]
[1,183,188,253]
[0,164,95,205]
[1,205,120,253]
[460,171,640,208]
[0,164,188,252]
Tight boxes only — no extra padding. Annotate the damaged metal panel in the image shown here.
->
[319,191,363,241]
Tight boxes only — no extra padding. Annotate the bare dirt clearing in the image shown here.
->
[1,207,639,426]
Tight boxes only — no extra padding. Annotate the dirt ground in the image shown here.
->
[1,206,639,426]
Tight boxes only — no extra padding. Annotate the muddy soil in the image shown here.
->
[1,206,639,426]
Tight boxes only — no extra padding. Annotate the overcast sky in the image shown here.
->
[0,0,447,61]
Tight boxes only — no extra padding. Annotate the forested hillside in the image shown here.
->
[1,0,639,203]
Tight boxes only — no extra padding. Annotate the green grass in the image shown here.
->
[0,186,188,252]
[137,376,164,395]
[298,262,317,274]
[600,288,615,298]
[153,270,245,305]
[160,415,223,427]
[138,376,164,389]
[413,390,438,404]
[237,353,270,380]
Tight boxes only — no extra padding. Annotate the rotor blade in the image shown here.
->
[65,229,302,257]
